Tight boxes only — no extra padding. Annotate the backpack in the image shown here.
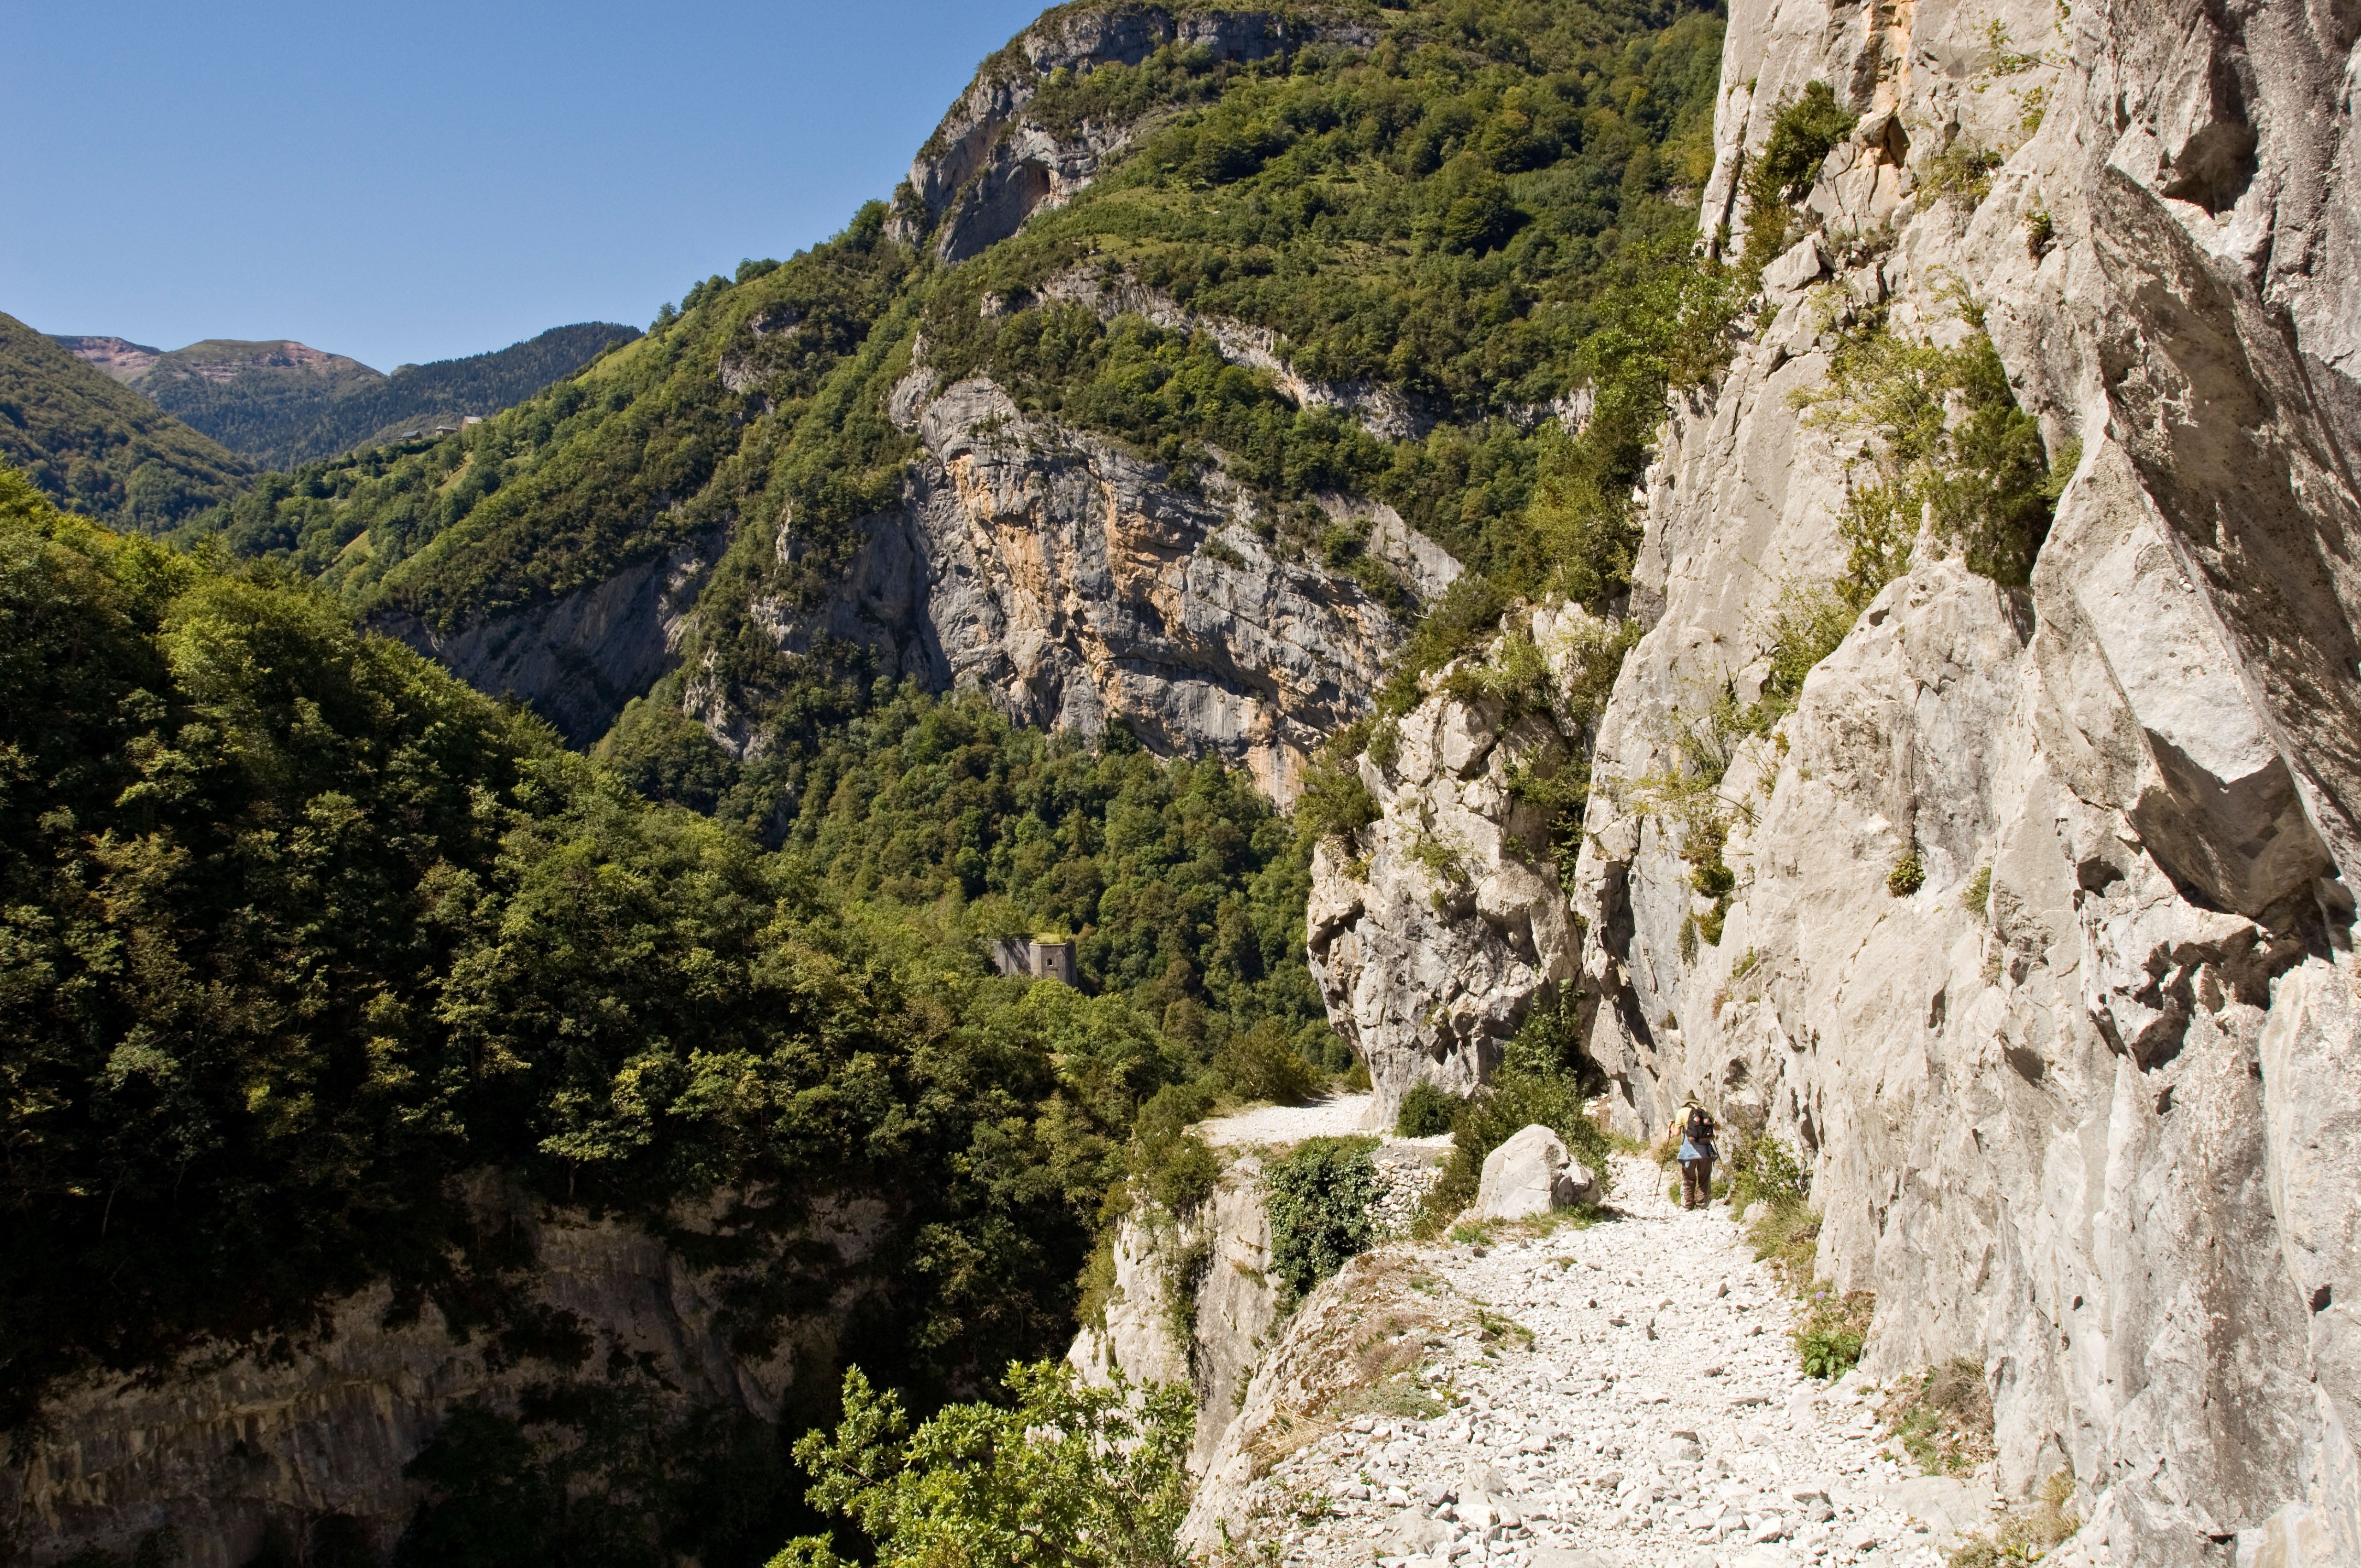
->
[1685,1108,1714,1146]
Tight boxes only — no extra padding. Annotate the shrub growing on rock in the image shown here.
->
[1396,1080,1459,1137]
[1266,1136,1382,1297]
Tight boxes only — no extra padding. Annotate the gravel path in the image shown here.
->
[1252,1154,2109,1568]
[1200,1092,1382,1147]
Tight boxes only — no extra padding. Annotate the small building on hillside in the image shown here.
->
[986,935,1077,986]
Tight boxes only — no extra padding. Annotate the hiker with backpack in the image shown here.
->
[1677,1097,1717,1210]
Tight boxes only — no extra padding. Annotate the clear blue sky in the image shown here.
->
[3,0,1048,372]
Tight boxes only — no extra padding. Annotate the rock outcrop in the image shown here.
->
[700,370,1450,801]
[890,6,1376,261]
[1067,1154,1283,1472]
[0,1183,889,1568]
[377,527,721,746]
[1267,0,2361,1562]
[1476,1124,1595,1220]
[1306,605,1608,1123]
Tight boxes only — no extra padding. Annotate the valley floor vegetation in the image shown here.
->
[0,465,1339,1565]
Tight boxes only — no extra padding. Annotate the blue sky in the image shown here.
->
[3,0,1047,371]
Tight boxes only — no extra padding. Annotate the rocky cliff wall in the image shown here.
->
[1306,604,1613,1126]
[1302,0,2361,1562]
[694,367,1449,802]
[1,1184,887,1568]
[1068,1155,1283,1473]
[376,528,720,747]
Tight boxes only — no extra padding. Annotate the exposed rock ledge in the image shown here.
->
[693,373,1455,802]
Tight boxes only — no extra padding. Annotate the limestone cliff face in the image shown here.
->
[1,1185,887,1568]
[890,6,1377,261]
[1297,0,2361,1562]
[376,529,720,746]
[696,369,1449,802]
[1067,1155,1282,1473]
[1305,605,1608,1127]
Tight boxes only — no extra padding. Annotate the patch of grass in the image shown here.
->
[1881,1357,1997,1476]
[1963,865,1993,917]
[1795,1288,1877,1379]
[1887,853,1925,896]
[1949,1470,2081,1567]
[1330,1376,1447,1423]
[1449,1219,1497,1247]
[1474,1308,1535,1351]
[1918,141,2004,211]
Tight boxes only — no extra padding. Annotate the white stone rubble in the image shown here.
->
[1192,1157,2110,1568]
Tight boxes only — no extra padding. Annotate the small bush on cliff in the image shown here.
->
[1794,1289,1877,1379]
[1397,1080,1460,1137]
[1797,304,2064,588]
[1729,1131,1811,1213]
[1266,1136,1383,1297]
[1413,1000,1614,1236]
[775,1362,1194,1568]
[1741,82,1858,266]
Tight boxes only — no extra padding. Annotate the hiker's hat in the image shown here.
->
[1680,1095,1701,1109]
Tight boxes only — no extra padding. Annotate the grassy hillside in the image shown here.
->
[76,322,642,468]
[0,312,252,529]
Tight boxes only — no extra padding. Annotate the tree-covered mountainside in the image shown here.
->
[0,311,253,529]
[0,460,1324,1446]
[192,0,1730,772]
[57,323,642,469]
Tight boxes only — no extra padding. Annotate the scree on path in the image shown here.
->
[1214,1136,2107,1568]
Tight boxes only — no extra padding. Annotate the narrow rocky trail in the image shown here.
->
[1209,1153,2108,1568]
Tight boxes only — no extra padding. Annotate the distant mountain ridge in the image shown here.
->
[52,322,640,468]
[0,312,250,529]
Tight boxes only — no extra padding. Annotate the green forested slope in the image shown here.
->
[0,465,1317,1464]
[0,312,252,528]
[196,0,1730,748]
